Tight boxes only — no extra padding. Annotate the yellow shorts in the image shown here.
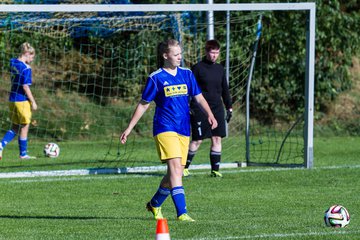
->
[8,101,32,125]
[154,132,190,166]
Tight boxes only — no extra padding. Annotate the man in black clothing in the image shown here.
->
[184,39,233,177]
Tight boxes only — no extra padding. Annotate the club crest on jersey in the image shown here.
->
[164,84,188,97]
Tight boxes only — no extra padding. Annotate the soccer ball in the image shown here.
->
[44,143,60,158]
[324,205,350,228]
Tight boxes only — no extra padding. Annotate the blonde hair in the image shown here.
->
[19,42,35,57]
[157,39,180,68]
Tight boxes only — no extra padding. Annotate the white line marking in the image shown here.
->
[181,230,360,239]
[0,163,238,179]
[0,164,359,184]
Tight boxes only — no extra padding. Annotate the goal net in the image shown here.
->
[0,3,315,174]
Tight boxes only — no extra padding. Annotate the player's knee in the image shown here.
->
[212,136,221,144]
[191,140,202,148]
[211,137,222,150]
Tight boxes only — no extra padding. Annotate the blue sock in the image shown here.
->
[171,186,187,217]
[150,186,171,207]
[1,130,17,149]
[18,137,28,156]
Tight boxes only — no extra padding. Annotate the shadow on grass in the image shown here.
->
[0,214,155,221]
[0,215,118,220]
[0,160,121,169]
[121,172,165,177]
[0,159,153,172]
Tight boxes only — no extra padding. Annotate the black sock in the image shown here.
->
[185,150,196,169]
[210,150,221,171]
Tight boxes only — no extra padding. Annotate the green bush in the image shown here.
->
[240,0,359,123]
[2,1,359,138]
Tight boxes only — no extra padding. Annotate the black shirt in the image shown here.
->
[190,58,232,111]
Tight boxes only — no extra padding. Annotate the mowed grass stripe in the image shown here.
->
[1,163,359,184]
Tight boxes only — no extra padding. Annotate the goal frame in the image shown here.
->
[0,3,315,169]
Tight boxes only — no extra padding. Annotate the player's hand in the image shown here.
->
[31,101,38,111]
[120,129,131,144]
[208,116,218,130]
[226,108,233,123]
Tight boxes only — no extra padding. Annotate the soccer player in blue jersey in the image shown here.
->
[0,42,38,160]
[120,39,217,222]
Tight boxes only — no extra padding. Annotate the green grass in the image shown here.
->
[0,137,359,239]
[0,134,303,173]
[0,139,160,172]
[0,137,238,173]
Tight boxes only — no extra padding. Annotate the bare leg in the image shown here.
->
[163,157,183,188]
[210,136,222,152]
[19,124,30,139]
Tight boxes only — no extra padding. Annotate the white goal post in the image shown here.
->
[0,3,315,169]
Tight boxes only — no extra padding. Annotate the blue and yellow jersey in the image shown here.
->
[9,58,32,102]
[142,67,201,137]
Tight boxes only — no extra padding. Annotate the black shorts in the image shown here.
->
[190,104,226,141]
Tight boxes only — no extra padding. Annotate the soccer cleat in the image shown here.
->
[177,213,195,222]
[183,168,191,177]
[146,202,164,220]
[210,170,223,178]
[19,155,36,160]
[0,144,2,160]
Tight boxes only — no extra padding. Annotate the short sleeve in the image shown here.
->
[141,76,157,102]
[188,71,201,97]
[21,68,32,85]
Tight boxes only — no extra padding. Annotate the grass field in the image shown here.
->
[0,133,301,173]
[0,136,359,239]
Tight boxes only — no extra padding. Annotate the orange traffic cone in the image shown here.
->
[155,218,170,240]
